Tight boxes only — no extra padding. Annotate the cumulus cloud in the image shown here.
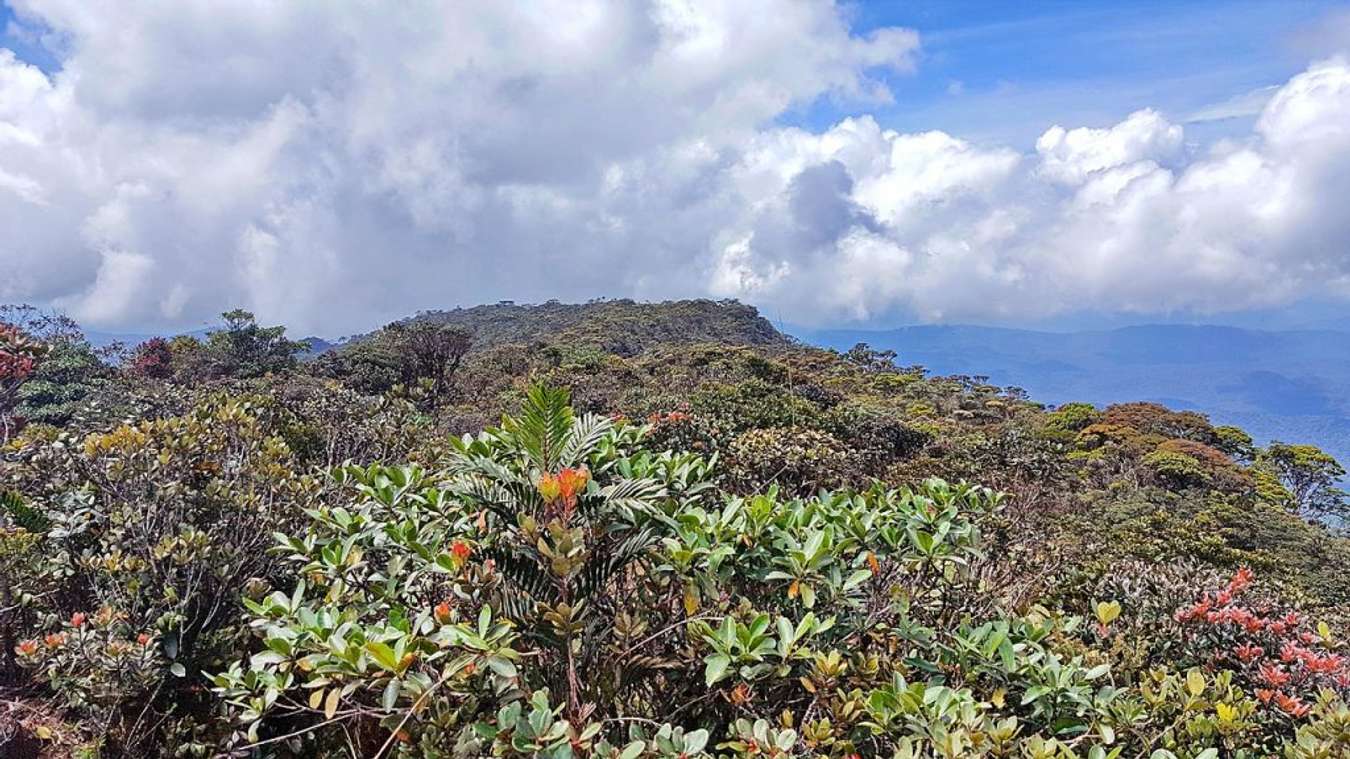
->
[713,59,1350,324]
[1,1,1349,333]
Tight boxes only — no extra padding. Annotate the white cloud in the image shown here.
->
[0,2,1348,333]
[713,58,1350,324]
[1035,109,1183,185]
[1185,84,1279,124]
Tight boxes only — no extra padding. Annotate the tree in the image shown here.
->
[312,339,403,396]
[203,309,308,378]
[382,320,473,406]
[0,323,48,441]
[13,334,105,428]
[842,342,898,372]
[1214,425,1257,463]
[128,337,175,379]
[1261,442,1348,521]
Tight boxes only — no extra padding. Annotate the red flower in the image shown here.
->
[1227,566,1254,594]
[70,612,87,628]
[1234,643,1264,663]
[1305,653,1343,675]
[137,633,151,646]
[1256,688,1274,703]
[1280,641,1308,664]
[1175,599,1211,623]
[1259,663,1291,688]
[451,541,472,561]
[15,640,38,656]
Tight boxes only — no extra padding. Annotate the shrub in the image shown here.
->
[725,427,851,494]
[8,394,320,754]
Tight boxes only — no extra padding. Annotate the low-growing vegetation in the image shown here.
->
[2,299,1348,758]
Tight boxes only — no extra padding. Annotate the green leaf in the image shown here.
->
[1021,685,1048,705]
[800,583,816,609]
[365,641,398,672]
[684,729,710,754]
[488,657,518,678]
[382,680,400,711]
[705,654,731,686]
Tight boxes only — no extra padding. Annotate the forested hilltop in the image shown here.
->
[2,299,1349,758]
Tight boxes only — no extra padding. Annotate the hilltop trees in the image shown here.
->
[315,320,473,406]
[1262,442,1349,520]
[201,309,309,379]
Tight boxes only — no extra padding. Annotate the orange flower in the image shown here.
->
[556,467,590,505]
[44,633,66,649]
[434,601,453,624]
[15,640,38,656]
[70,612,86,628]
[451,540,472,561]
[1274,693,1310,718]
[1256,689,1274,703]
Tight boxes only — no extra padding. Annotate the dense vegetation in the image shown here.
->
[2,299,1349,758]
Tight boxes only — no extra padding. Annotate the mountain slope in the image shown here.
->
[345,298,791,356]
[795,323,1350,473]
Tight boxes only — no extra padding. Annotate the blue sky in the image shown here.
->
[2,1,1349,335]
[783,0,1347,146]
[0,3,58,71]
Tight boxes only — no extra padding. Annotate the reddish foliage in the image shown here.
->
[1102,402,1217,443]
[129,337,175,379]
[1174,568,1350,719]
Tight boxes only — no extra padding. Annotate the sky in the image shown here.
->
[2,0,1350,336]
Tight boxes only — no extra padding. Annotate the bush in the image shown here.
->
[7,394,320,754]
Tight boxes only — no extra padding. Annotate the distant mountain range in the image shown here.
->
[793,323,1350,476]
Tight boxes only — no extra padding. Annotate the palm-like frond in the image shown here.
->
[502,384,575,469]
[572,526,660,602]
[609,483,669,529]
[560,413,613,467]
